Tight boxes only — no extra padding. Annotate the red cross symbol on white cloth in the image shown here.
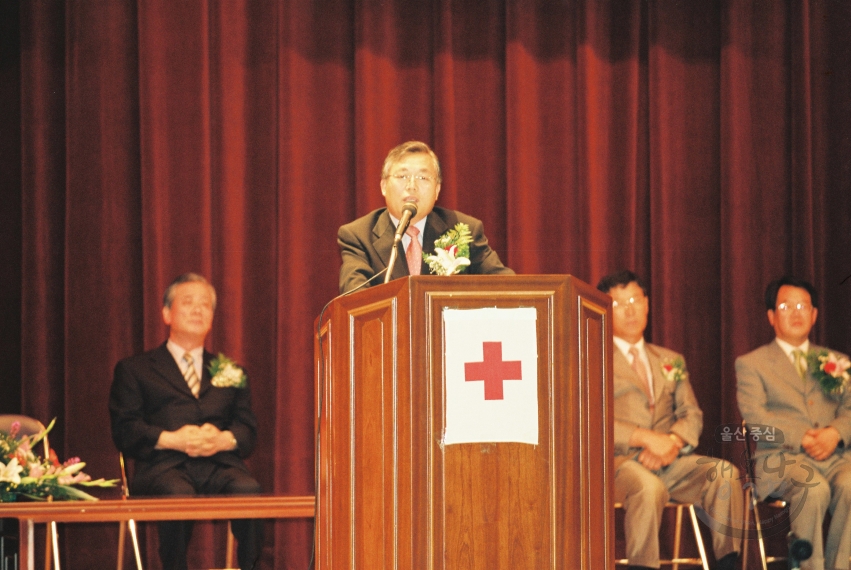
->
[464,341,523,400]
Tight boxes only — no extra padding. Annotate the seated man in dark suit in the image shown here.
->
[109,273,263,570]
[597,270,741,570]
[337,140,513,293]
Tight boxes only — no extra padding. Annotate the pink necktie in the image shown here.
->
[406,226,421,276]
[630,346,654,408]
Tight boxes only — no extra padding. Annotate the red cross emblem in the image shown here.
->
[464,341,523,400]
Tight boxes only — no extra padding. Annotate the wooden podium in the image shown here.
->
[314,275,613,569]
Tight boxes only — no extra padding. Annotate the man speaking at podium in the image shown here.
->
[598,270,741,570]
[337,140,513,294]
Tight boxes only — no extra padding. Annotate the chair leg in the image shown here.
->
[225,522,235,569]
[750,493,770,570]
[117,521,126,570]
[672,505,683,570]
[127,519,143,570]
[118,519,144,570]
[686,505,709,570]
[742,487,751,570]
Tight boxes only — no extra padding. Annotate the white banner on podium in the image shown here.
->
[442,307,538,445]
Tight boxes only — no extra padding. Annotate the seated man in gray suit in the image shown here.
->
[337,140,513,293]
[737,276,851,570]
[597,270,741,570]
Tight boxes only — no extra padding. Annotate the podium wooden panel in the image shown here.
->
[314,275,613,569]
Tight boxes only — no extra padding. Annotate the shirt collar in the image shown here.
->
[166,339,204,369]
[614,336,645,358]
[775,337,810,358]
[389,212,427,234]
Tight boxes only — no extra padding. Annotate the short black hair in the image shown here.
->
[764,276,818,310]
[596,270,648,297]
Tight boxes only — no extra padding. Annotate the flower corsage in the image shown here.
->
[423,223,473,276]
[661,357,688,383]
[806,349,851,397]
[208,354,248,389]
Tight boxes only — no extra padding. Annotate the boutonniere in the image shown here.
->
[806,349,851,397]
[208,353,248,389]
[423,223,473,276]
[661,357,688,382]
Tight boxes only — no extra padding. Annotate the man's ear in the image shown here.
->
[162,305,172,326]
[767,309,776,327]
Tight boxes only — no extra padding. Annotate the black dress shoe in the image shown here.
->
[715,552,738,570]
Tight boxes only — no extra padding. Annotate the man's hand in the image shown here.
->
[156,424,237,457]
[630,428,682,470]
[802,426,841,461]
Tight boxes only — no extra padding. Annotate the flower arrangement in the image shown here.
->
[423,223,473,276]
[1,419,117,502]
[806,349,851,396]
[661,357,688,382]
[209,353,248,388]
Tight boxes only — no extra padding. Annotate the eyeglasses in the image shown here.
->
[611,296,647,310]
[776,302,813,313]
[388,173,435,185]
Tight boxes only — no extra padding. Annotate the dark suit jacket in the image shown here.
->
[337,206,514,293]
[109,343,258,492]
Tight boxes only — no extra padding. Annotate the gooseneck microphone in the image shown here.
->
[384,202,418,284]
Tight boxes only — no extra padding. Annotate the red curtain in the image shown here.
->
[5,0,851,567]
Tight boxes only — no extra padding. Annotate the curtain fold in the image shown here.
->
[10,0,851,566]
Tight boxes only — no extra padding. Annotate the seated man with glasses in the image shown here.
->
[597,270,741,570]
[737,276,851,570]
[337,140,513,294]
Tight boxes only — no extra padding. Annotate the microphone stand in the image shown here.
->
[384,243,401,284]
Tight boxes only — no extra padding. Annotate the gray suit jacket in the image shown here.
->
[337,206,513,293]
[736,340,851,457]
[613,343,703,469]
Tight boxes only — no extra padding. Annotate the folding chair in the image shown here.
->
[0,415,60,570]
[741,420,789,570]
[614,501,710,570]
[116,454,237,570]
[116,453,143,570]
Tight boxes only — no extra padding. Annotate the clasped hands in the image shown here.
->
[801,426,841,461]
[632,428,684,471]
[157,423,236,457]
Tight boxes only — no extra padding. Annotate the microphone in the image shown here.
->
[393,202,418,245]
[384,202,418,284]
[788,533,812,569]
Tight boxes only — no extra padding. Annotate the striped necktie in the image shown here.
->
[183,352,200,398]
[792,349,807,380]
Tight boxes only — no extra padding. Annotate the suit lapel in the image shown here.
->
[150,344,195,397]
[614,349,653,403]
[421,212,448,275]
[645,345,667,406]
[766,341,810,395]
[197,350,213,398]
[371,210,409,281]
